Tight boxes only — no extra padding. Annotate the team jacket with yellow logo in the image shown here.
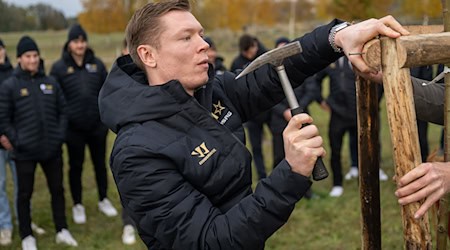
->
[99,20,342,250]
[0,64,67,161]
[50,46,107,131]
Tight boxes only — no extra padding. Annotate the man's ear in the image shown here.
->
[137,44,157,68]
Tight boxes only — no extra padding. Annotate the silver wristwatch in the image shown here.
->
[329,22,351,53]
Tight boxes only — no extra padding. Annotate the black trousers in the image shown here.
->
[66,126,108,205]
[16,157,67,239]
[246,119,267,179]
[329,113,358,187]
[417,119,429,161]
[122,208,135,227]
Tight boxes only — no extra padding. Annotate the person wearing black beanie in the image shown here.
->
[0,35,78,249]
[16,36,40,58]
[67,24,88,42]
[50,23,117,225]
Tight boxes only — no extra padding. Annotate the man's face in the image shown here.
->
[150,10,209,94]
[243,43,258,60]
[18,51,40,74]
[68,37,88,57]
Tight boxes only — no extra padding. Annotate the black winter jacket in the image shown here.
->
[99,20,342,250]
[50,45,107,131]
[315,56,357,122]
[0,56,14,150]
[0,64,67,160]
[412,78,444,125]
[0,56,13,84]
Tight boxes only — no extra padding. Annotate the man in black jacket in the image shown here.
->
[0,38,15,247]
[98,1,408,249]
[50,24,117,225]
[0,36,77,250]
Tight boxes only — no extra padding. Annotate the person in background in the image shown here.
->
[230,34,270,179]
[0,35,77,250]
[410,66,433,161]
[204,37,226,75]
[315,56,388,197]
[230,34,260,72]
[50,24,117,225]
[98,0,408,248]
[0,38,16,247]
[0,40,46,247]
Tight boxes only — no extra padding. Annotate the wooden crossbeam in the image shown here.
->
[362,32,450,70]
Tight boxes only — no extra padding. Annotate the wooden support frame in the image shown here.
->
[359,28,450,249]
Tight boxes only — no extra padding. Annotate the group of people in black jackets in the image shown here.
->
[0,25,136,250]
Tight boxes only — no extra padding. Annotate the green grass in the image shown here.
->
[0,29,445,249]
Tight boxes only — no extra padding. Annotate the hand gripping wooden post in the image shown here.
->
[360,30,450,249]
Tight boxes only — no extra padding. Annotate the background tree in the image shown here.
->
[28,4,67,30]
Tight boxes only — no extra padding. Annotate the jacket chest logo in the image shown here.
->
[213,100,225,116]
[40,83,54,94]
[67,66,74,74]
[85,63,97,73]
[191,142,216,166]
[20,88,29,96]
[211,100,233,125]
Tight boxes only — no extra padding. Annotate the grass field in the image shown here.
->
[0,28,445,249]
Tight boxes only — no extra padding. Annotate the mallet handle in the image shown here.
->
[290,107,329,181]
[277,65,328,181]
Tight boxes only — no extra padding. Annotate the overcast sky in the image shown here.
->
[5,0,83,17]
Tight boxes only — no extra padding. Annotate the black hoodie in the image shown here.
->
[99,20,342,250]
[50,43,107,131]
[0,62,67,160]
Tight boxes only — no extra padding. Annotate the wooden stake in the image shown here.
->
[356,75,381,250]
[437,1,450,249]
[380,37,432,249]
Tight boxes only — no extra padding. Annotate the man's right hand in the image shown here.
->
[0,135,13,151]
[283,113,325,177]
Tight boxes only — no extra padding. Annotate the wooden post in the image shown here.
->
[438,0,450,249]
[380,37,432,249]
[356,75,381,250]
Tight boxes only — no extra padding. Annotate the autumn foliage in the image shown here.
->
[77,0,446,34]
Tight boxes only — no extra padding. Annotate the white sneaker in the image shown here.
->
[98,198,118,217]
[122,225,136,245]
[344,167,359,180]
[55,229,78,247]
[329,186,344,197]
[31,222,46,235]
[379,169,388,181]
[22,235,37,250]
[0,228,12,246]
[72,204,86,224]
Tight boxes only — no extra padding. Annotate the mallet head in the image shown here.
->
[235,41,302,79]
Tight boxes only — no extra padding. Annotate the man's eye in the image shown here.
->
[184,36,191,41]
